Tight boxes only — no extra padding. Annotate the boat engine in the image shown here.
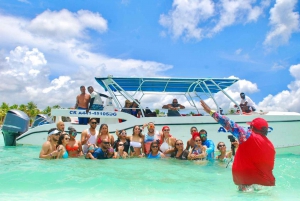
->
[31,114,53,128]
[2,110,30,146]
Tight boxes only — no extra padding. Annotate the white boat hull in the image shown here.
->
[16,109,300,149]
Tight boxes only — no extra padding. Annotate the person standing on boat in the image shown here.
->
[238,92,256,113]
[75,86,90,125]
[86,86,109,113]
[162,99,185,116]
[199,129,215,160]
[81,118,99,154]
[200,100,275,191]
[39,128,61,159]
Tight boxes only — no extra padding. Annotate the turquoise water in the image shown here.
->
[0,136,300,201]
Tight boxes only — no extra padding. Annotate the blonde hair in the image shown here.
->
[56,121,64,128]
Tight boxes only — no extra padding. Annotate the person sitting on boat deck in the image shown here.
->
[66,126,83,157]
[185,126,198,151]
[56,121,67,135]
[188,132,207,160]
[142,122,161,155]
[113,129,130,153]
[86,86,109,113]
[113,141,129,159]
[199,129,215,160]
[96,123,114,148]
[130,99,143,118]
[81,118,99,155]
[159,126,176,157]
[144,107,157,117]
[39,128,61,159]
[200,100,275,191]
[171,140,189,160]
[121,100,132,114]
[148,141,165,159]
[56,134,70,159]
[162,99,185,116]
[75,86,90,125]
[93,138,111,159]
[237,92,256,113]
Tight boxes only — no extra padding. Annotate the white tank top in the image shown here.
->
[160,138,172,156]
[83,128,99,154]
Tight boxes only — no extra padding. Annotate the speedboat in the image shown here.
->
[2,76,300,148]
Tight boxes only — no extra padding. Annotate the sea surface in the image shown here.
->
[0,132,299,201]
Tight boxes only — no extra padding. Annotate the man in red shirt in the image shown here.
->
[200,100,275,191]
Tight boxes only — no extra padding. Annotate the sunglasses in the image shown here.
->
[218,145,225,148]
[54,133,60,136]
[91,122,97,124]
[200,134,207,137]
[103,142,110,145]
[71,131,77,137]
[64,138,70,140]
[176,143,183,146]
[195,140,201,142]
[118,144,124,146]
[163,129,170,131]
[173,102,178,104]
[151,146,158,148]
[191,130,197,132]
[120,132,127,135]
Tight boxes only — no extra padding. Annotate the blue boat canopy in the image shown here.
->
[95,77,238,93]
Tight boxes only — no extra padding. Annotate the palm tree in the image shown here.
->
[10,104,19,109]
[42,106,51,115]
[0,102,10,124]
[18,104,27,113]
[26,101,40,125]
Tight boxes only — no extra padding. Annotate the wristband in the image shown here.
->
[209,110,215,116]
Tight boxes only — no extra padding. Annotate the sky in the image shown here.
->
[0,0,299,113]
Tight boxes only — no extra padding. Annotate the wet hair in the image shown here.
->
[89,118,97,122]
[217,142,226,150]
[57,133,69,147]
[87,86,93,90]
[149,141,159,153]
[174,139,183,152]
[132,125,142,137]
[199,129,207,135]
[190,126,198,132]
[99,124,108,134]
[80,86,85,89]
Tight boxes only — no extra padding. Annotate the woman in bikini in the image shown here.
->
[188,133,207,160]
[148,141,165,159]
[129,125,145,157]
[66,126,83,157]
[113,141,128,159]
[159,126,176,157]
[96,124,114,147]
[171,139,189,160]
[56,134,70,159]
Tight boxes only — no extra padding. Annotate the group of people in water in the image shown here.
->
[40,99,275,192]
[39,119,235,161]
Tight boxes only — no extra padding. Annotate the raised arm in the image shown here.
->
[200,100,251,144]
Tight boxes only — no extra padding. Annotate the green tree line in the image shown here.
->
[0,102,61,125]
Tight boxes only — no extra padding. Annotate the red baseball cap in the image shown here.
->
[247,117,268,131]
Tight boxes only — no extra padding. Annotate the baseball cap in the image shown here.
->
[68,126,76,132]
[247,117,268,131]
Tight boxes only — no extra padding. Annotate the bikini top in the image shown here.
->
[66,144,79,152]
[130,141,141,148]
[160,138,171,153]
[97,134,111,145]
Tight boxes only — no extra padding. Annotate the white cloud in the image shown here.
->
[160,0,270,41]
[258,64,300,112]
[264,0,300,47]
[27,9,107,40]
[159,0,215,41]
[235,48,242,55]
[0,9,173,109]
